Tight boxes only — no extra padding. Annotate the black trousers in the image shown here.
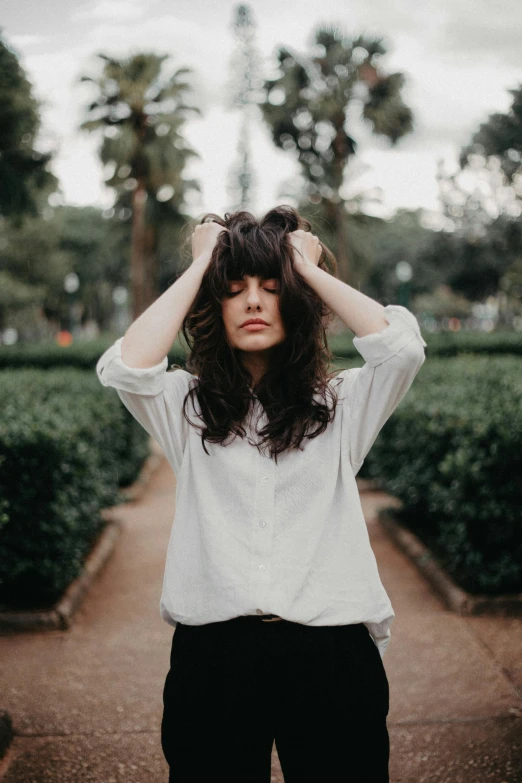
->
[161,615,390,782]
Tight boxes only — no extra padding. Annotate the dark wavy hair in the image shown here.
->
[175,204,344,464]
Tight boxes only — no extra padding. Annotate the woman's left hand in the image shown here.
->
[288,229,322,271]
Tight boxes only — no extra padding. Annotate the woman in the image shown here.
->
[96,205,427,782]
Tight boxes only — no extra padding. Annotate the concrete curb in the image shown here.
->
[378,506,522,616]
[0,519,122,634]
[0,439,166,634]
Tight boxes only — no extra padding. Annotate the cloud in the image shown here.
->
[71,12,228,110]
[8,34,50,46]
[432,0,522,68]
[3,0,520,218]
[70,0,158,22]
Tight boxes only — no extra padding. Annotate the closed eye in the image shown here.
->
[226,288,279,297]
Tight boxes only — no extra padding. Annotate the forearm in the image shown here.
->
[297,264,388,337]
[121,259,208,369]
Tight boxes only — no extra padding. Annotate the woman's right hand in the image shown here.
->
[191,221,228,269]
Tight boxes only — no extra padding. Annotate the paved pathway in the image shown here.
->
[0,457,521,782]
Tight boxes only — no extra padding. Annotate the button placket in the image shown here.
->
[251,454,276,609]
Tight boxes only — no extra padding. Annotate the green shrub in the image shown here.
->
[0,367,150,609]
[1,329,522,372]
[328,328,522,359]
[0,334,188,370]
[359,355,522,595]
[3,347,520,607]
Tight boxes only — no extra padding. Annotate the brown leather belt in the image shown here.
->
[260,614,283,622]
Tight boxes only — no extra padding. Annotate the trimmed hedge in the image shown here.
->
[2,348,520,607]
[355,354,522,595]
[0,367,150,609]
[0,329,521,372]
[0,335,187,370]
[329,328,522,359]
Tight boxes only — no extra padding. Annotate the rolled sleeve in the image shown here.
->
[352,304,427,367]
[339,305,427,475]
[96,336,168,396]
[96,336,193,474]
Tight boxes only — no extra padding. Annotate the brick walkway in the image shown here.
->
[0,458,521,782]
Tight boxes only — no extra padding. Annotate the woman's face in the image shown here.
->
[222,275,286,353]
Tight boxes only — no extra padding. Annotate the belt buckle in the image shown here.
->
[261,615,282,622]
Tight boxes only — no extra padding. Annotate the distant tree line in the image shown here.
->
[0,11,521,340]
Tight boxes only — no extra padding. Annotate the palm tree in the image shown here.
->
[260,25,414,283]
[78,52,201,319]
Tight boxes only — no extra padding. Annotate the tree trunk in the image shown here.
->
[130,180,147,321]
[335,203,350,286]
[142,220,159,312]
[324,198,350,284]
[330,122,352,285]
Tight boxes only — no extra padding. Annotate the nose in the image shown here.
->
[245,284,263,310]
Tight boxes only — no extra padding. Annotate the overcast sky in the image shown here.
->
[2,0,521,223]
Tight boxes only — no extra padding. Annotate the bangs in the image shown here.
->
[223,227,283,282]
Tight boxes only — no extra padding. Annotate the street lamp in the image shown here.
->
[395,261,412,308]
[63,272,80,336]
[112,285,130,334]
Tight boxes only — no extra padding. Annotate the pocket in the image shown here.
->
[161,669,176,767]
[363,629,390,717]
[337,624,389,718]
[161,637,189,769]
[169,625,185,667]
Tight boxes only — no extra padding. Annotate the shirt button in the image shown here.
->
[259,564,265,571]
[259,520,266,528]
[261,476,268,482]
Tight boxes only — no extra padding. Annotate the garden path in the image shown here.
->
[0,455,520,782]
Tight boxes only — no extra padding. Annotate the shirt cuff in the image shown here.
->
[352,305,427,368]
[96,336,168,396]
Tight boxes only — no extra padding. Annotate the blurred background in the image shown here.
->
[0,2,521,781]
[1,0,522,343]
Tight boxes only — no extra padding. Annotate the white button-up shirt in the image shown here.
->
[96,304,427,658]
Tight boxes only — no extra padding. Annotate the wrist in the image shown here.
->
[295,261,321,278]
[191,254,211,270]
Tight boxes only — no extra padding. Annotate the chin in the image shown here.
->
[238,339,275,349]
[235,336,282,350]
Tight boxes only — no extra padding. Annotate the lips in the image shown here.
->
[240,319,269,327]
[241,323,268,331]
